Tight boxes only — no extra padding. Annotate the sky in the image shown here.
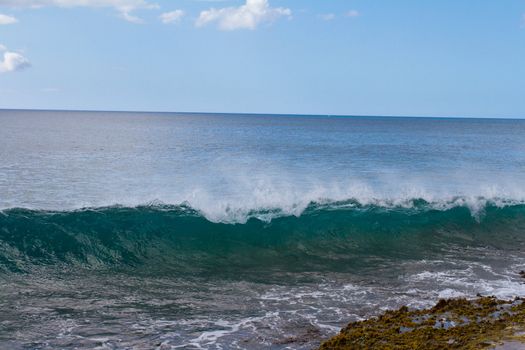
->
[0,0,524,118]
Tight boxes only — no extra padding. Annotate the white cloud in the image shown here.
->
[345,10,360,18]
[0,0,158,23]
[0,13,17,24]
[196,0,291,31]
[160,9,184,24]
[120,11,144,23]
[0,46,30,73]
[319,13,335,21]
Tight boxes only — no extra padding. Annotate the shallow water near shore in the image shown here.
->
[1,111,525,349]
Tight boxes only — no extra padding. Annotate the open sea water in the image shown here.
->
[1,110,525,349]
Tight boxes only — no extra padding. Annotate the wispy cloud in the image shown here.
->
[0,0,158,23]
[345,10,360,18]
[319,13,335,21]
[0,0,155,9]
[160,10,184,24]
[196,0,291,31]
[0,45,30,73]
[120,11,144,24]
[0,13,17,24]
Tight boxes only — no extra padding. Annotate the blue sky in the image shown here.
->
[0,0,524,118]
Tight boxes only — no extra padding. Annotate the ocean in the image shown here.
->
[1,110,525,349]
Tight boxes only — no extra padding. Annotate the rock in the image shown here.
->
[319,296,525,350]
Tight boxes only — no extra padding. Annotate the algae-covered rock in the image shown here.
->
[319,297,525,350]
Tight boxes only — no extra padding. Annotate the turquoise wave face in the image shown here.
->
[1,202,525,275]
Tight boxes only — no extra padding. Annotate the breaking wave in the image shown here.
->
[1,198,524,273]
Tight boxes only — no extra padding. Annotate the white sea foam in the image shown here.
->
[2,165,525,223]
[407,267,525,300]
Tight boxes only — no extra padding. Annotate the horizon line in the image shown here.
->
[0,108,523,121]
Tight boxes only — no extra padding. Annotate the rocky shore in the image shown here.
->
[319,295,525,349]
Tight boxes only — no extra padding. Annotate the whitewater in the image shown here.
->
[1,110,525,349]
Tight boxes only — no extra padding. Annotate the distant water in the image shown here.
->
[1,110,525,349]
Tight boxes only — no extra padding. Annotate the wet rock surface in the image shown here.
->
[319,296,525,349]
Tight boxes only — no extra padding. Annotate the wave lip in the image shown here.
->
[169,195,523,223]
[3,195,524,224]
